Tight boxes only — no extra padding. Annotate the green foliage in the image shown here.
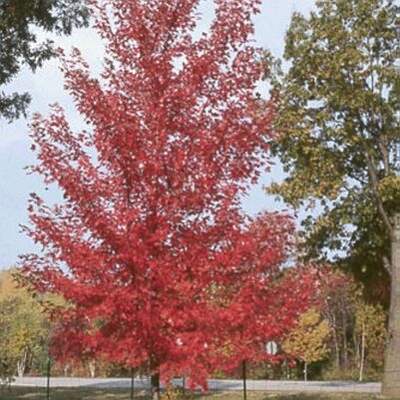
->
[0,358,15,388]
[0,0,89,121]
[266,0,399,279]
[378,175,400,213]
[0,268,50,377]
[355,303,386,367]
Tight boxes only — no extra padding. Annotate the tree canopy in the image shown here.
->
[267,0,399,297]
[0,0,89,122]
[21,1,315,398]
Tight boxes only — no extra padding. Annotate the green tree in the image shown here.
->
[266,0,399,394]
[283,308,330,381]
[0,269,49,377]
[0,0,89,122]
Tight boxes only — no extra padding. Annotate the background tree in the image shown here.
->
[315,267,387,380]
[318,269,361,374]
[266,0,399,394]
[282,307,330,381]
[355,303,386,382]
[0,268,49,377]
[0,0,89,122]
[21,1,315,398]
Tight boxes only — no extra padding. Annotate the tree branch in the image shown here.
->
[357,115,393,235]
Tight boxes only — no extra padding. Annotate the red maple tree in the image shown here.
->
[21,0,314,397]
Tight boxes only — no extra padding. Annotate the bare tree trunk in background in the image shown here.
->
[17,347,28,377]
[341,299,349,372]
[88,360,96,378]
[303,362,308,382]
[359,322,365,382]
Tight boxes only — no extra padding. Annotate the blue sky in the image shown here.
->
[0,0,316,269]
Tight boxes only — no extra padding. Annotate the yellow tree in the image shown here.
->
[283,308,330,381]
[355,303,387,382]
[0,268,49,377]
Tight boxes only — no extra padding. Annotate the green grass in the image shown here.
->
[0,387,396,400]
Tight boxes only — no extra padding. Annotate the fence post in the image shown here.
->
[46,355,51,400]
[130,368,135,400]
[242,359,247,400]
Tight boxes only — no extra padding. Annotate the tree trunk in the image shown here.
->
[151,372,161,400]
[303,362,308,382]
[88,360,96,378]
[242,359,247,400]
[342,310,348,371]
[359,322,365,382]
[382,214,400,396]
[17,347,28,377]
[332,316,340,371]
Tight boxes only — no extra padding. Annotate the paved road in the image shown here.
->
[13,377,381,393]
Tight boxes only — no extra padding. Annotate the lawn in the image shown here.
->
[0,387,395,400]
